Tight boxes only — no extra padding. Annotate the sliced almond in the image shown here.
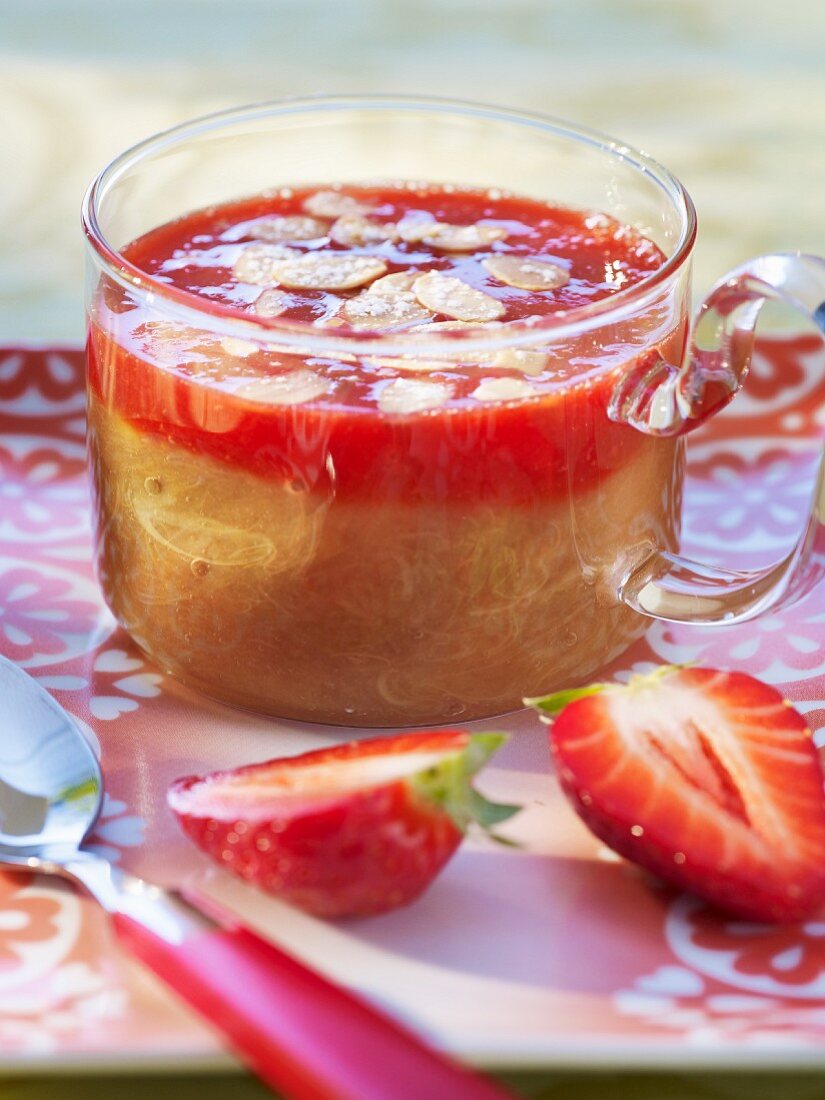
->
[137,321,207,366]
[472,377,537,402]
[253,215,328,242]
[369,271,421,295]
[339,289,431,329]
[329,215,398,247]
[377,378,452,414]
[253,288,289,318]
[303,190,372,219]
[270,252,387,291]
[220,336,258,358]
[139,320,203,344]
[365,356,455,374]
[423,224,508,252]
[397,218,441,244]
[236,370,329,406]
[233,244,299,285]
[405,324,546,374]
[489,347,549,376]
[482,255,570,291]
[414,272,505,323]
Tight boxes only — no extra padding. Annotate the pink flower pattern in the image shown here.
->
[688,908,825,988]
[732,334,812,405]
[0,887,61,972]
[0,349,83,405]
[685,444,819,550]
[0,443,88,539]
[646,598,825,683]
[0,335,822,1058]
[0,565,102,664]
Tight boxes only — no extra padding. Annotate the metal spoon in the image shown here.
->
[0,654,512,1100]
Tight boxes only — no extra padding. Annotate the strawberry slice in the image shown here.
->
[168,731,517,918]
[527,666,825,922]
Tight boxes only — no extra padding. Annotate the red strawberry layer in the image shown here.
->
[88,183,681,505]
[88,339,675,505]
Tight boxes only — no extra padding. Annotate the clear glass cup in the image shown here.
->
[82,95,825,727]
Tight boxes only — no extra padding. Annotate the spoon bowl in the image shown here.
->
[0,654,102,861]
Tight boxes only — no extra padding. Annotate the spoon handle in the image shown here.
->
[112,906,513,1100]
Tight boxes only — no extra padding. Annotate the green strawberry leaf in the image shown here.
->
[485,830,521,848]
[462,731,509,773]
[525,665,693,719]
[467,786,521,829]
[412,731,521,836]
[524,682,609,717]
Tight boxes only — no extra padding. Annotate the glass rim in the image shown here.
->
[81,93,697,357]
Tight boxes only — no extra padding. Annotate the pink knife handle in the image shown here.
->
[112,911,513,1100]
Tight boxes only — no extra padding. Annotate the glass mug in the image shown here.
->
[82,96,825,727]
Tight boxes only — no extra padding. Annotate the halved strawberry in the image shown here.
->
[527,667,825,922]
[168,731,517,918]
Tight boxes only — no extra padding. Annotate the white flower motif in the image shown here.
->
[89,648,163,721]
[645,602,825,685]
[84,793,145,863]
[614,977,825,1047]
[635,965,705,998]
[88,696,140,721]
[666,895,825,1000]
[93,649,143,674]
[0,962,126,1053]
[684,439,819,554]
[611,661,662,684]
[0,557,110,669]
[0,436,90,544]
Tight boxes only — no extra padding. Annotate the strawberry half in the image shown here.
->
[168,731,517,918]
[527,667,825,922]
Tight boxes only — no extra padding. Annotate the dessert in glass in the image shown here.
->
[82,97,825,726]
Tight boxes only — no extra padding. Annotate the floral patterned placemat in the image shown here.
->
[0,339,824,1071]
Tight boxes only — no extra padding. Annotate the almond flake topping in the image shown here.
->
[397,218,440,243]
[377,378,452,414]
[220,336,258,358]
[365,356,455,374]
[329,215,399,247]
[369,271,421,295]
[236,370,329,406]
[233,244,299,285]
[490,347,549,376]
[423,224,508,252]
[138,321,205,365]
[472,377,537,403]
[405,323,545,373]
[339,288,431,329]
[253,288,289,318]
[253,215,328,242]
[303,190,373,219]
[270,252,387,291]
[483,255,570,291]
[414,272,505,323]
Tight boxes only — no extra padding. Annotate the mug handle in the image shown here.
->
[609,252,825,624]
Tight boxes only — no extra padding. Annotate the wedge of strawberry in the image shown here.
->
[168,731,517,918]
[527,666,825,922]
